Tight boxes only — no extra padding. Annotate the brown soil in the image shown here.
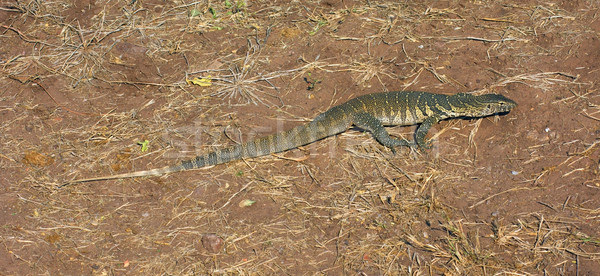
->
[1,0,599,274]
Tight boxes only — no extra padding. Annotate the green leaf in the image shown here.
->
[209,7,217,18]
[137,140,150,152]
[189,9,201,17]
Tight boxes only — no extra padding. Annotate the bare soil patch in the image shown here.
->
[1,0,599,274]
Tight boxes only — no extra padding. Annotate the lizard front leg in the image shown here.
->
[414,115,441,149]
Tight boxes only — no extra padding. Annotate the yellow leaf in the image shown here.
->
[187,76,212,87]
[239,199,256,207]
[110,56,125,65]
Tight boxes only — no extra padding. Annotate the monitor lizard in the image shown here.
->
[61,91,516,186]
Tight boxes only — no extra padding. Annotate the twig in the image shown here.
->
[32,79,100,116]
[216,181,254,211]
[469,187,536,209]
[1,24,58,47]
[439,36,523,43]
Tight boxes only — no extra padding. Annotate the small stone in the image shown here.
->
[201,234,224,253]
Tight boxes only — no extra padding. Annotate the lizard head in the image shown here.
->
[452,93,517,117]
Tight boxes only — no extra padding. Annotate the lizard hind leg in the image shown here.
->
[351,112,414,151]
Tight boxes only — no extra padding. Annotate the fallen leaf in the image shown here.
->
[187,76,212,87]
[239,199,256,207]
[22,151,54,167]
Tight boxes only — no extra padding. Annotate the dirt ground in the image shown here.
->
[1,0,599,274]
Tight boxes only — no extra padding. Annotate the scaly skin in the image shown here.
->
[61,91,516,186]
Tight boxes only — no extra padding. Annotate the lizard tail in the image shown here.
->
[59,165,180,188]
[61,113,348,187]
[178,124,315,170]
[60,125,312,187]
[177,116,349,171]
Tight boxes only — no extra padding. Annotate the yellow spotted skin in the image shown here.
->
[63,91,516,186]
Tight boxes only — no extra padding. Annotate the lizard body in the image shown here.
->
[63,91,516,186]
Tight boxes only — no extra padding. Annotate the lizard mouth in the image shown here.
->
[488,101,517,115]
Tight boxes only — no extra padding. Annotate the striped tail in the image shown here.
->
[61,109,350,187]
[176,118,347,171]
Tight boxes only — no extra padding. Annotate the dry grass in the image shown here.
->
[2,0,599,274]
[189,41,300,106]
